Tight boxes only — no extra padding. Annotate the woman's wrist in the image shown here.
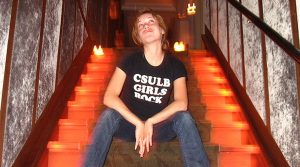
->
[134,119,144,127]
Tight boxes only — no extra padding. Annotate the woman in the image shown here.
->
[83,9,210,167]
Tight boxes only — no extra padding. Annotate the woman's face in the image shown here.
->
[136,13,164,46]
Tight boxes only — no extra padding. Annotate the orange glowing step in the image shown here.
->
[219,145,261,167]
[81,74,111,80]
[192,65,223,74]
[67,101,99,109]
[201,87,233,96]
[71,90,104,103]
[86,63,114,70]
[78,78,108,86]
[210,122,250,146]
[62,107,99,120]
[56,119,93,142]
[201,95,229,107]
[205,105,243,123]
[47,141,84,167]
[74,86,106,93]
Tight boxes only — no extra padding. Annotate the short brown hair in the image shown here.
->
[132,8,169,51]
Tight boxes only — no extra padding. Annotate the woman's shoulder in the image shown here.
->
[165,52,185,66]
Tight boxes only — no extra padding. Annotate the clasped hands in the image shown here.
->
[134,119,154,157]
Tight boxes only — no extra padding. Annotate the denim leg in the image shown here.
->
[83,108,122,167]
[172,111,210,167]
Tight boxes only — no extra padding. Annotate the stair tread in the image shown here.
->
[220,145,260,153]
[47,141,84,151]
[58,119,92,126]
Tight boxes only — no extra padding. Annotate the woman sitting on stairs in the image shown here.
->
[83,8,210,167]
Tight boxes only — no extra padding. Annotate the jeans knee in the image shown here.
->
[98,108,121,124]
[173,111,195,127]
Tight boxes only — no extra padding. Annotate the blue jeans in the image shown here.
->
[83,108,210,167]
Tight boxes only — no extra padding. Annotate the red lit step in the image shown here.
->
[74,86,106,93]
[47,141,84,167]
[78,78,108,87]
[81,74,111,80]
[68,101,99,109]
[62,107,99,120]
[57,119,93,142]
[201,88,233,96]
[72,90,104,103]
[205,105,243,123]
[210,122,250,146]
[219,145,261,167]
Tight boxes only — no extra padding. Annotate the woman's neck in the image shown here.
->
[143,43,164,66]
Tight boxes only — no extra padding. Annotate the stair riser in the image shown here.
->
[211,129,250,145]
[205,112,242,123]
[57,126,91,142]
[63,109,99,120]
[219,153,258,167]
[47,151,83,167]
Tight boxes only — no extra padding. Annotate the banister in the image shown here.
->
[228,0,300,64]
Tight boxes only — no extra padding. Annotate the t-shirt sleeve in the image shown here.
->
[172,57,188,81]
[117,54,132,75]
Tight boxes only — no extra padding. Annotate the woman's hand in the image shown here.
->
[143,119,153,153]
[135,122,145,157]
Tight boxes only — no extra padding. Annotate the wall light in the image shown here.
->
[187,3,196,15]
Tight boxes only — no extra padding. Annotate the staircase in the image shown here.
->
[37,48,269,167]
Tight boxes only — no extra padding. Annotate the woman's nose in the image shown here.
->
[143,24,149,29]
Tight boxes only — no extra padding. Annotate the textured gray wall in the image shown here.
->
[263,1,300,166]
[263,1,293,43]
[204,0,210,31]
[210,0,218,43]
[297,0,300,42]
[241,0,266,123]
[228,3,243,85]
[266,37,300,166]
[0,0,89,166]
[242,17,266,124]
[74,4,84,59]
[57,0,76,84]
[218,0,228,59]
[3,1,43,166]
[36,0,63,120]
[0,0,13,110]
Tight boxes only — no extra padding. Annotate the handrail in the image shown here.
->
[228,0,300,64]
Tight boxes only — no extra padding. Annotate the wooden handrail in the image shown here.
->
[228,0,300,64]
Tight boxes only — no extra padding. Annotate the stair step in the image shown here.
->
[219,145,261,167]
[62,107,99,120]
[201,88,233,96]
[211,122,250,146]
[74,86,106,93]
[205,108,242,123]
[67,101,99,109]
[71,91,104,103]
[55,119,93,142]
[103,140,219,167]
[47,141,84,167]
[81,74,110,80]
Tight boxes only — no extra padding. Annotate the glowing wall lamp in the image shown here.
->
[174,41,186,52]
[187,3,196,16]
[93,45,104,56]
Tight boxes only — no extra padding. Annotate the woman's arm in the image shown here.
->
[147,76,188,124]
[143,76,188,153]
[103,67,143,127]
[104,67,145,155]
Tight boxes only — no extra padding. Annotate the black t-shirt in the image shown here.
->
[117,51,187,121]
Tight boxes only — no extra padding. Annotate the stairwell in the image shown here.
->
[37,48,269,167]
